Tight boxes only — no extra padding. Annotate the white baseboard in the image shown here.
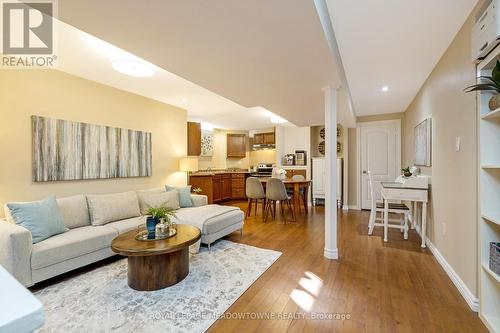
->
[324,248,338,260]
[413,224,479,312]
[347,205,360,210]
[342,205,349,211]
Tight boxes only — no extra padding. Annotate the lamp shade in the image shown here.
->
[179,157,198,172]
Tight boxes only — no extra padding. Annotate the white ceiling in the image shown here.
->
[326,0,478,116]
[55,20,283,130]
[57,0,342,127]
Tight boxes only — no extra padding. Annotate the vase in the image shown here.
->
[488,94,500,111]
[156,218,168,236]
[146,216,158,236]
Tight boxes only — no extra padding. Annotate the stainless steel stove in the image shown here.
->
[249,163,274,177]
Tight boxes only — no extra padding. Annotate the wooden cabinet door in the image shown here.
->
[254,134,264,144]
[263,132,275,144]
[189,176,213,203]
[227,134,246,158]
[231,173,246,199]
[294,169,307,178]
[213,175,222,202]
[221,174,232,200]
[187,122,201,156]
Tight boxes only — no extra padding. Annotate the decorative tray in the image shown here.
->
[135,228,177,241]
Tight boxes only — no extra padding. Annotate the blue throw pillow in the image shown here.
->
[165,185,193,208]
[7,196,67,244]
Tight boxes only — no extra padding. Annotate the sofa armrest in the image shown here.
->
[191,194,208,207]
[0,219,33,286]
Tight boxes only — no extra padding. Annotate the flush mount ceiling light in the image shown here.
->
[111,60,155,77]
[381,85,389,92]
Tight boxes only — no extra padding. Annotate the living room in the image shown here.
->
[1,1,499,333]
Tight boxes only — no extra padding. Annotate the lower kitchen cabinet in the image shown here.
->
[189,173,248,203]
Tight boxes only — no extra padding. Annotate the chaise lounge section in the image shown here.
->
[0,189,244,287]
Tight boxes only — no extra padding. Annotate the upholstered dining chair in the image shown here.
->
[245,177,266,217]
[367,171,409,240]
[264,178,296,223]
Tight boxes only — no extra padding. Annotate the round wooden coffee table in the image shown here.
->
[111,224,201,291]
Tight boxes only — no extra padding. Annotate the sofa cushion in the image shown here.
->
[7,197,67,244]
[56,195,90,229]
[86,191,140,226]
[31,225,118,269]
[106,217,144,234]
[175,207,244,235]
[137,190,180,214]
[165,185,193,208]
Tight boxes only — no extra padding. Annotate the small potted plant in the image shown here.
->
[464,60,500,111]
[145,206,178,236]
[401,167,412,178]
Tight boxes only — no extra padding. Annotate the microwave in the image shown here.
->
[295,150,307,166]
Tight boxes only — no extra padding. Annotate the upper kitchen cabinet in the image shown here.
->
[253,132,275,145]
[187,122,201,156]
[227,133,246,158]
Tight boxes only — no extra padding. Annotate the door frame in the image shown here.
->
[356,119,401,210]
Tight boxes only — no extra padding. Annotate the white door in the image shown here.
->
[359,120,401,209]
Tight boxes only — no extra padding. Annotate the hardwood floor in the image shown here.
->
[209,201,487,333]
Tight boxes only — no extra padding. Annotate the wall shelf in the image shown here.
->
[482,214,500,226]
[481,108,500,119]
[477,43,500,332]
[483,263,500,284]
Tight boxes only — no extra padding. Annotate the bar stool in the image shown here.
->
[245,177,266,217]
[264,178,296,223]
[367,171,409,240]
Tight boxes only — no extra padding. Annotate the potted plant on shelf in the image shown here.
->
[464,60,500,111]
[401,167,412,178]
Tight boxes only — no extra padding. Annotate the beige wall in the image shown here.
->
[249,149,276,167]
[197,129,250,170]
[0,69,187,217]
[402,9,478,295]
[347,112,405,206]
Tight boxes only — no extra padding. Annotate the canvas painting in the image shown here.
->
[32,116,152,182]
[414,118,432,166]
[201,130,214,157]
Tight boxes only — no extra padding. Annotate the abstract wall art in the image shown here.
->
[32,115,152,182]
[201,129,214,157]
[414,118,432,166]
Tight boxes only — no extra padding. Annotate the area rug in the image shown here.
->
[34,240,281,333]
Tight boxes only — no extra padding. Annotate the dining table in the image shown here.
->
[259,178,312,217]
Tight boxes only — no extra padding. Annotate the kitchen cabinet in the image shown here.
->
[263,132,275,144]
[213,175,222,202]
[227,134,246,158]
[221,174,232,200]
[189,172,248,203]
[187,122,201,156]
[231,173,246,199]
[253,132,275,145]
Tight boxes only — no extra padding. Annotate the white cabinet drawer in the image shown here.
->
[382,188,427,202]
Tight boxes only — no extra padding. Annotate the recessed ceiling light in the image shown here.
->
[182,97,187,103]
[111,60,155,77]
[381,85,389,92]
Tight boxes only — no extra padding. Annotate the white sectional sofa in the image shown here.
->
[0,189,244,287]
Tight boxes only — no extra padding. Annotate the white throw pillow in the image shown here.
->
[137,191,180,214]
[86,191,141,226]
[56,195,90,229]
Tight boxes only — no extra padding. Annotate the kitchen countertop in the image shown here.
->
[189,170,250,176]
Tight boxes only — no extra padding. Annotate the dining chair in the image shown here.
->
[291,174,307,214]
[367,171,409,240]
[245,177,266,217]
[264,178,296,224]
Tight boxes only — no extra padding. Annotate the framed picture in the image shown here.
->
[414,118,431,166]
[201,130,214,157]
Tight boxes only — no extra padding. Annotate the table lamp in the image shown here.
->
[179,157,198,184]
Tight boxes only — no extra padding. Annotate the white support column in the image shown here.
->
[324,86,338,260]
